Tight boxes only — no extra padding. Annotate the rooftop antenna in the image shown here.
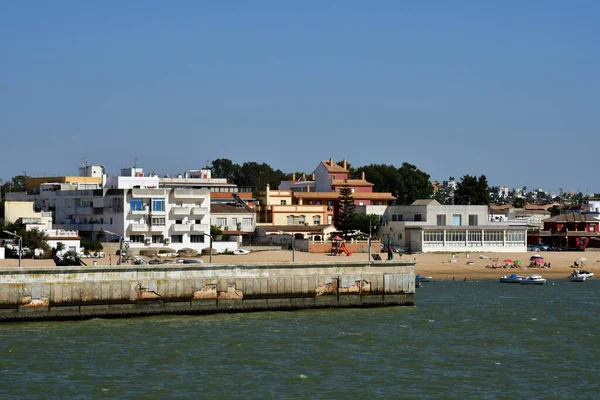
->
[82,157,89,167]
[133,157,138,169]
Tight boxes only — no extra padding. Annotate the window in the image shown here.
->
[392,214,397,222]
[468,215,478,226]
[423,231,444,243]
[130,235,144,243]
[452,214,462,226]
[152,235,164,243]
[316,201,321,205]
[468,231,482,242]
[359,201,364,206]
[152,198,165,212]
[175,219,182,224]
[130,198,144,211]
[506,230,525,243]
[287,215,294,225]
[436,215,446,226]
[243,218,252,226]
[313,216,321,225]
[591,225,596,232]
[445,230,466,242]
[195,220,201,224]
[190,235,205,243]
[151,217,166,226]
[232,217,238,227]
[216,217,227,226]
[327,215,333,225]
[280,200,287,205]
[171,235,183,243]
[299,215,305,224]
[397,214,403,221]
[397,233,403,240]
[484,231,503,242]
[414,214,422,222]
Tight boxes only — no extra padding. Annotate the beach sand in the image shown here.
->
[0,250,597,280]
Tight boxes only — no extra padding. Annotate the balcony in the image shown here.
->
[149,225,166,232]
[75,206,93,215]
[129,223,149,232]
[191,207,210,216]
[172,189,209,199]
[191,224,210,233]
[170,224,191,233]
[171,206,191,216]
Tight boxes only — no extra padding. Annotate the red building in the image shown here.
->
[532,213,600,250]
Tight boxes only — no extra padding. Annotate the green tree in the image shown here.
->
[55,242,65,253]
[455,175,491,205]
[210,158,240,182]
[97,228,106,241]
[210,225,223,238]
[354,214,381,236]
[396,162,433,205]
[336,186,356,239]
[512,198,527,208]
[21,228,50,259]
[353,164,399,193]
[548,205,561,216]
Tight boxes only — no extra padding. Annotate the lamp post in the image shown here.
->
[104,230,123,264]
[3,230,22,269]
[203,233,212,264]
[278,231,295,262]
[368,219,372,261]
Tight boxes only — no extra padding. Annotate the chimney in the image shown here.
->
[362,171,365,180]
[302,173,306,180]
[312,173,315,180]
[329,158,333,166]
[292,173,296,181]
[343,160,347,170]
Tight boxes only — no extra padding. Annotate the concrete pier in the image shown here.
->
[0,261,415,322]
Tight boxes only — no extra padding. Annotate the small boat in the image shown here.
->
[500,273,524,283]
[574,270,594,279]
[520,275,547,285]
[569,275,586,282]
[415,274,432,283]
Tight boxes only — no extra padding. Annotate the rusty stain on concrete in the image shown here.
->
[315,282,337,296]
[193,285,217,299]
[21,299,49,307]
[338,280,371,294]
[217,285,243,299]
[136,291,161,300]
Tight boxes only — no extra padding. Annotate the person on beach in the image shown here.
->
[387,245,393,260]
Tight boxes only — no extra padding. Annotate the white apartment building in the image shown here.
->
[54,187,221,254]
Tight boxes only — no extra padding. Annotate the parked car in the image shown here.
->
[527,245,541,252]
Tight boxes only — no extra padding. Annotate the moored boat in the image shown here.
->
[569,275,586,282]
[500,273,524,283]
[415,274,432,283]
[520,275,547,285]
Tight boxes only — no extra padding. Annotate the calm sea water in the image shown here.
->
[1,279,599,399]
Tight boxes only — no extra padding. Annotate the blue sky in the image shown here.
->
[1,1,598,193]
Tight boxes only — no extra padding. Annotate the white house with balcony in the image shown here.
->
[379,199,527,253]
[54,187,230,254]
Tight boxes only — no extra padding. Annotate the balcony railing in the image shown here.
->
[191,207,210,216]
[170,224,191,233]
[171,206,191,216]
[129,223,149,232]
[190,224,210,233]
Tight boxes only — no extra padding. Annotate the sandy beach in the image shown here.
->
[0,250,597,281]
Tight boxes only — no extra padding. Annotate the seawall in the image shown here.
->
[0,261,415,322]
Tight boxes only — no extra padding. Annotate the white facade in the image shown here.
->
[54,188,223,254]
[379,201,527,253]
[589,200,600,214]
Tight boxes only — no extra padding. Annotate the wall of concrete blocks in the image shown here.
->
[0,261,415,321]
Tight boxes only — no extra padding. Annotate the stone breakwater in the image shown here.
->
[0,261,415,322]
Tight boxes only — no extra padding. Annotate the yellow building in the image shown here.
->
[4,201,41,224]
[26,176,102,194]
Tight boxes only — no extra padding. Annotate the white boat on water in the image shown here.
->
[569,275,586,282]
[500,274,524,283]
[520,275,547,285]
[574,270,594,279]
[415,274,432,283]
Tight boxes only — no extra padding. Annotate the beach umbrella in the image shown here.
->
[530,254,543,260]
[332,235,343,241]
[503,259,513,263]
[514,260,522,265]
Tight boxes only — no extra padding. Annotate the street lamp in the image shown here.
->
[104,230,123,264]
[3,230,22,269]
[278,231,295,262]
[203,232,212,264]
